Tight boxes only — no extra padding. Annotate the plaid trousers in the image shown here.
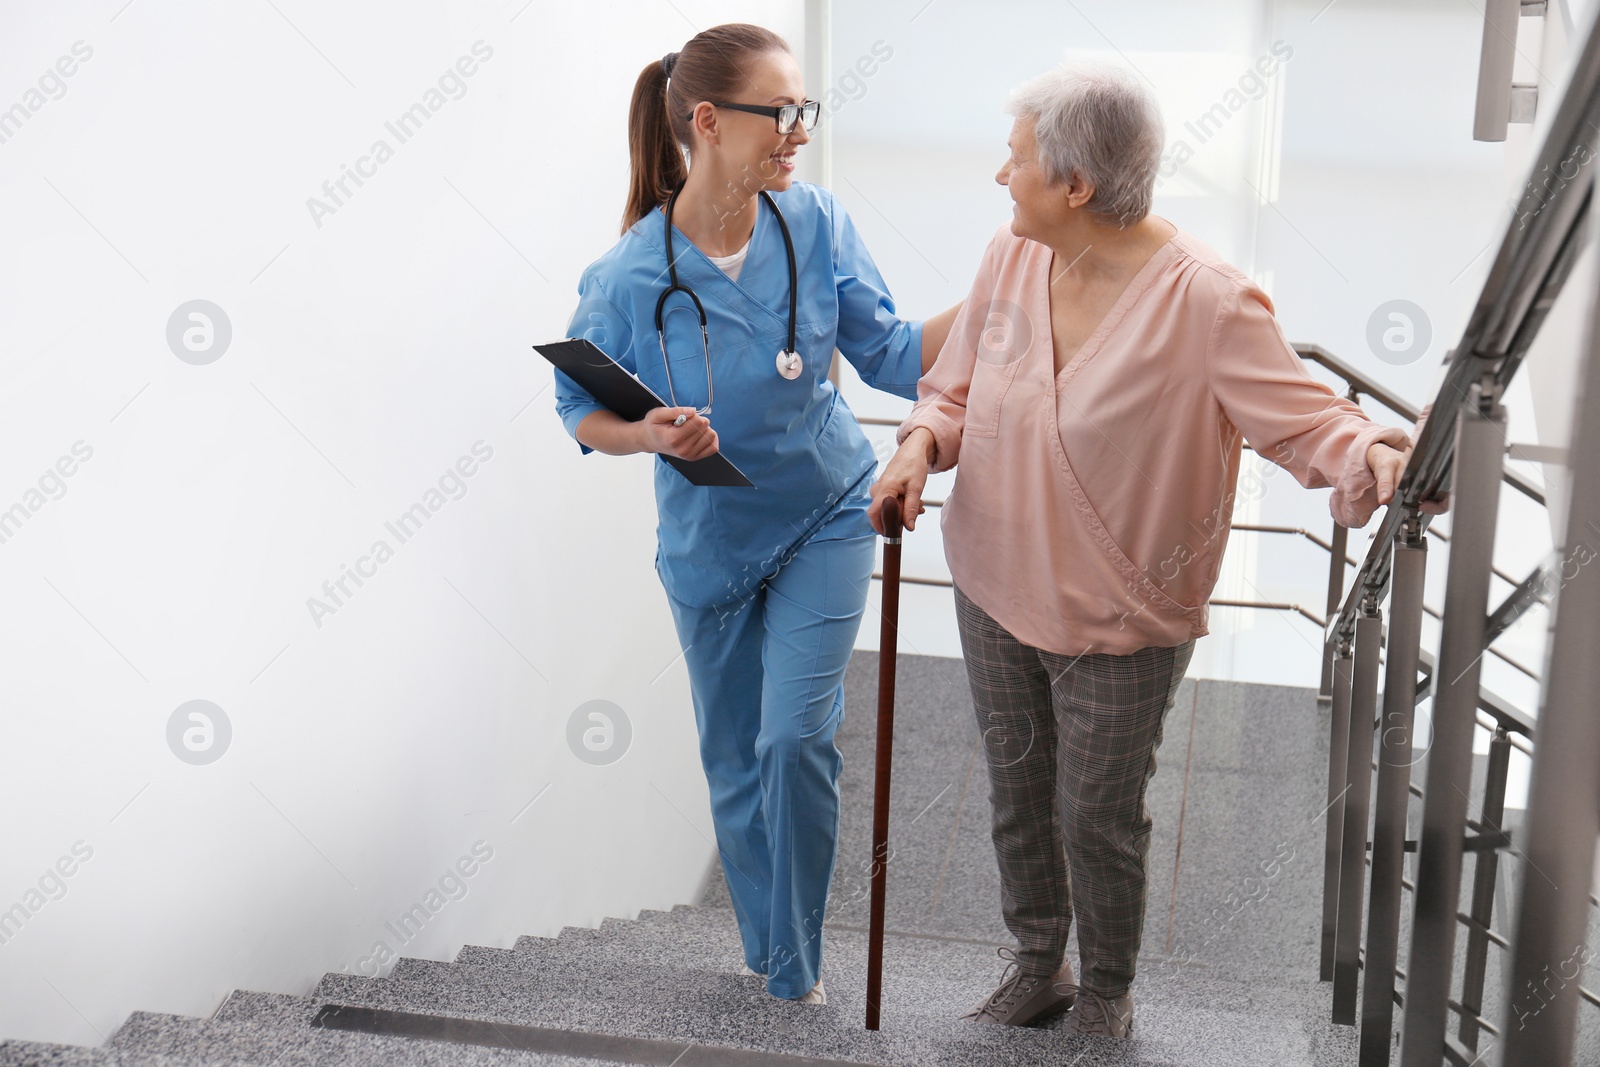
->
[953,583,1195,997]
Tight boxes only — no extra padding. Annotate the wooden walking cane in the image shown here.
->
[865,494,903,1031]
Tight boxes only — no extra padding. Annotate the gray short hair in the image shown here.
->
[1005,63,1164,229]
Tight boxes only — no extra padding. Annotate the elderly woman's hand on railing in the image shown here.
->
[1371,403,1449,515]
[1367,440,1446,514]
[869,426,936,535]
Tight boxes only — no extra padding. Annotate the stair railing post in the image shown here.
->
[1497,208,1600,1066]
[1459,726,1511,1053]
[1333,596,1384,1025]
[1399,378,1507,1067]
[1473,0,1522,142]
[1321,521,1351,702]
[1321,384,1359,704]
[1359,515,1428,1064]
[1322,635,1356,984]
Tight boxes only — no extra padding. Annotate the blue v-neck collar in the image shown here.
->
[640,196,792,334]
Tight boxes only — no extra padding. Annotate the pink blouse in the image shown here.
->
[898,222,1411,657]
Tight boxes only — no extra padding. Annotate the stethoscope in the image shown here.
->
[656,186,801,425]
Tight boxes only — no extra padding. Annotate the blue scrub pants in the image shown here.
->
[664,509,875,1000]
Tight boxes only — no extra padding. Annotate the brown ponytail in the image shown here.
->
[622,23,791,233]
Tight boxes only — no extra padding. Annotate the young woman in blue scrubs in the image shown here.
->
[553,24,958,1005]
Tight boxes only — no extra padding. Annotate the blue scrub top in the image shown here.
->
[554,181,925,610]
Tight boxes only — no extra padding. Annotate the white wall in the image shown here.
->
[0,0,802,1046]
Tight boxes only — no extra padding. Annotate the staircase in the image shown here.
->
[0,651,1365,1066]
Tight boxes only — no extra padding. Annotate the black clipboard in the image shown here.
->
[535,338,753,488]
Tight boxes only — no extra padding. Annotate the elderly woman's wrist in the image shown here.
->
[905,425,938,465]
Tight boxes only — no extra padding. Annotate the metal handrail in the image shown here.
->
[1291,342,1421,422]
[1319,6,1600,1064]
[1327,19,1594,649]
[1419,602,1539,680]
[1231,522,1348,557]
[1484,559,1554,643]
[1412,523,1530,588]
[1209,598,1326,628]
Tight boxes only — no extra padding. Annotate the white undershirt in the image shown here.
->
[705,238,751,282]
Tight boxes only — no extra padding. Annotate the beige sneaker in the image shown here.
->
[757,973,824,1003]
[740,963,762,977]
[961,947,1077,1026]
[1065,987,1134,1037]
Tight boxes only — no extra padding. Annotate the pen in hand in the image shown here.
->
[641,407,718,462]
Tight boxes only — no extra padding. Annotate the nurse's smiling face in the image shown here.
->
[690,49,810,193]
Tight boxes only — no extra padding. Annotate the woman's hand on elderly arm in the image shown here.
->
[920,301,964,375]
[870,427,937,534]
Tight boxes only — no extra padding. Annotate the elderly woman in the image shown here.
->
[869,63,1418,1037]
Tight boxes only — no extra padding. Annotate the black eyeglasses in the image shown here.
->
[690,100,821,134]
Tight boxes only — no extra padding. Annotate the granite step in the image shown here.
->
[0,1040,201,1067]
[454,901,1094,1005]
[495,909,690,958]
[101,990,612,1067]
[311,908,1356,1067]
